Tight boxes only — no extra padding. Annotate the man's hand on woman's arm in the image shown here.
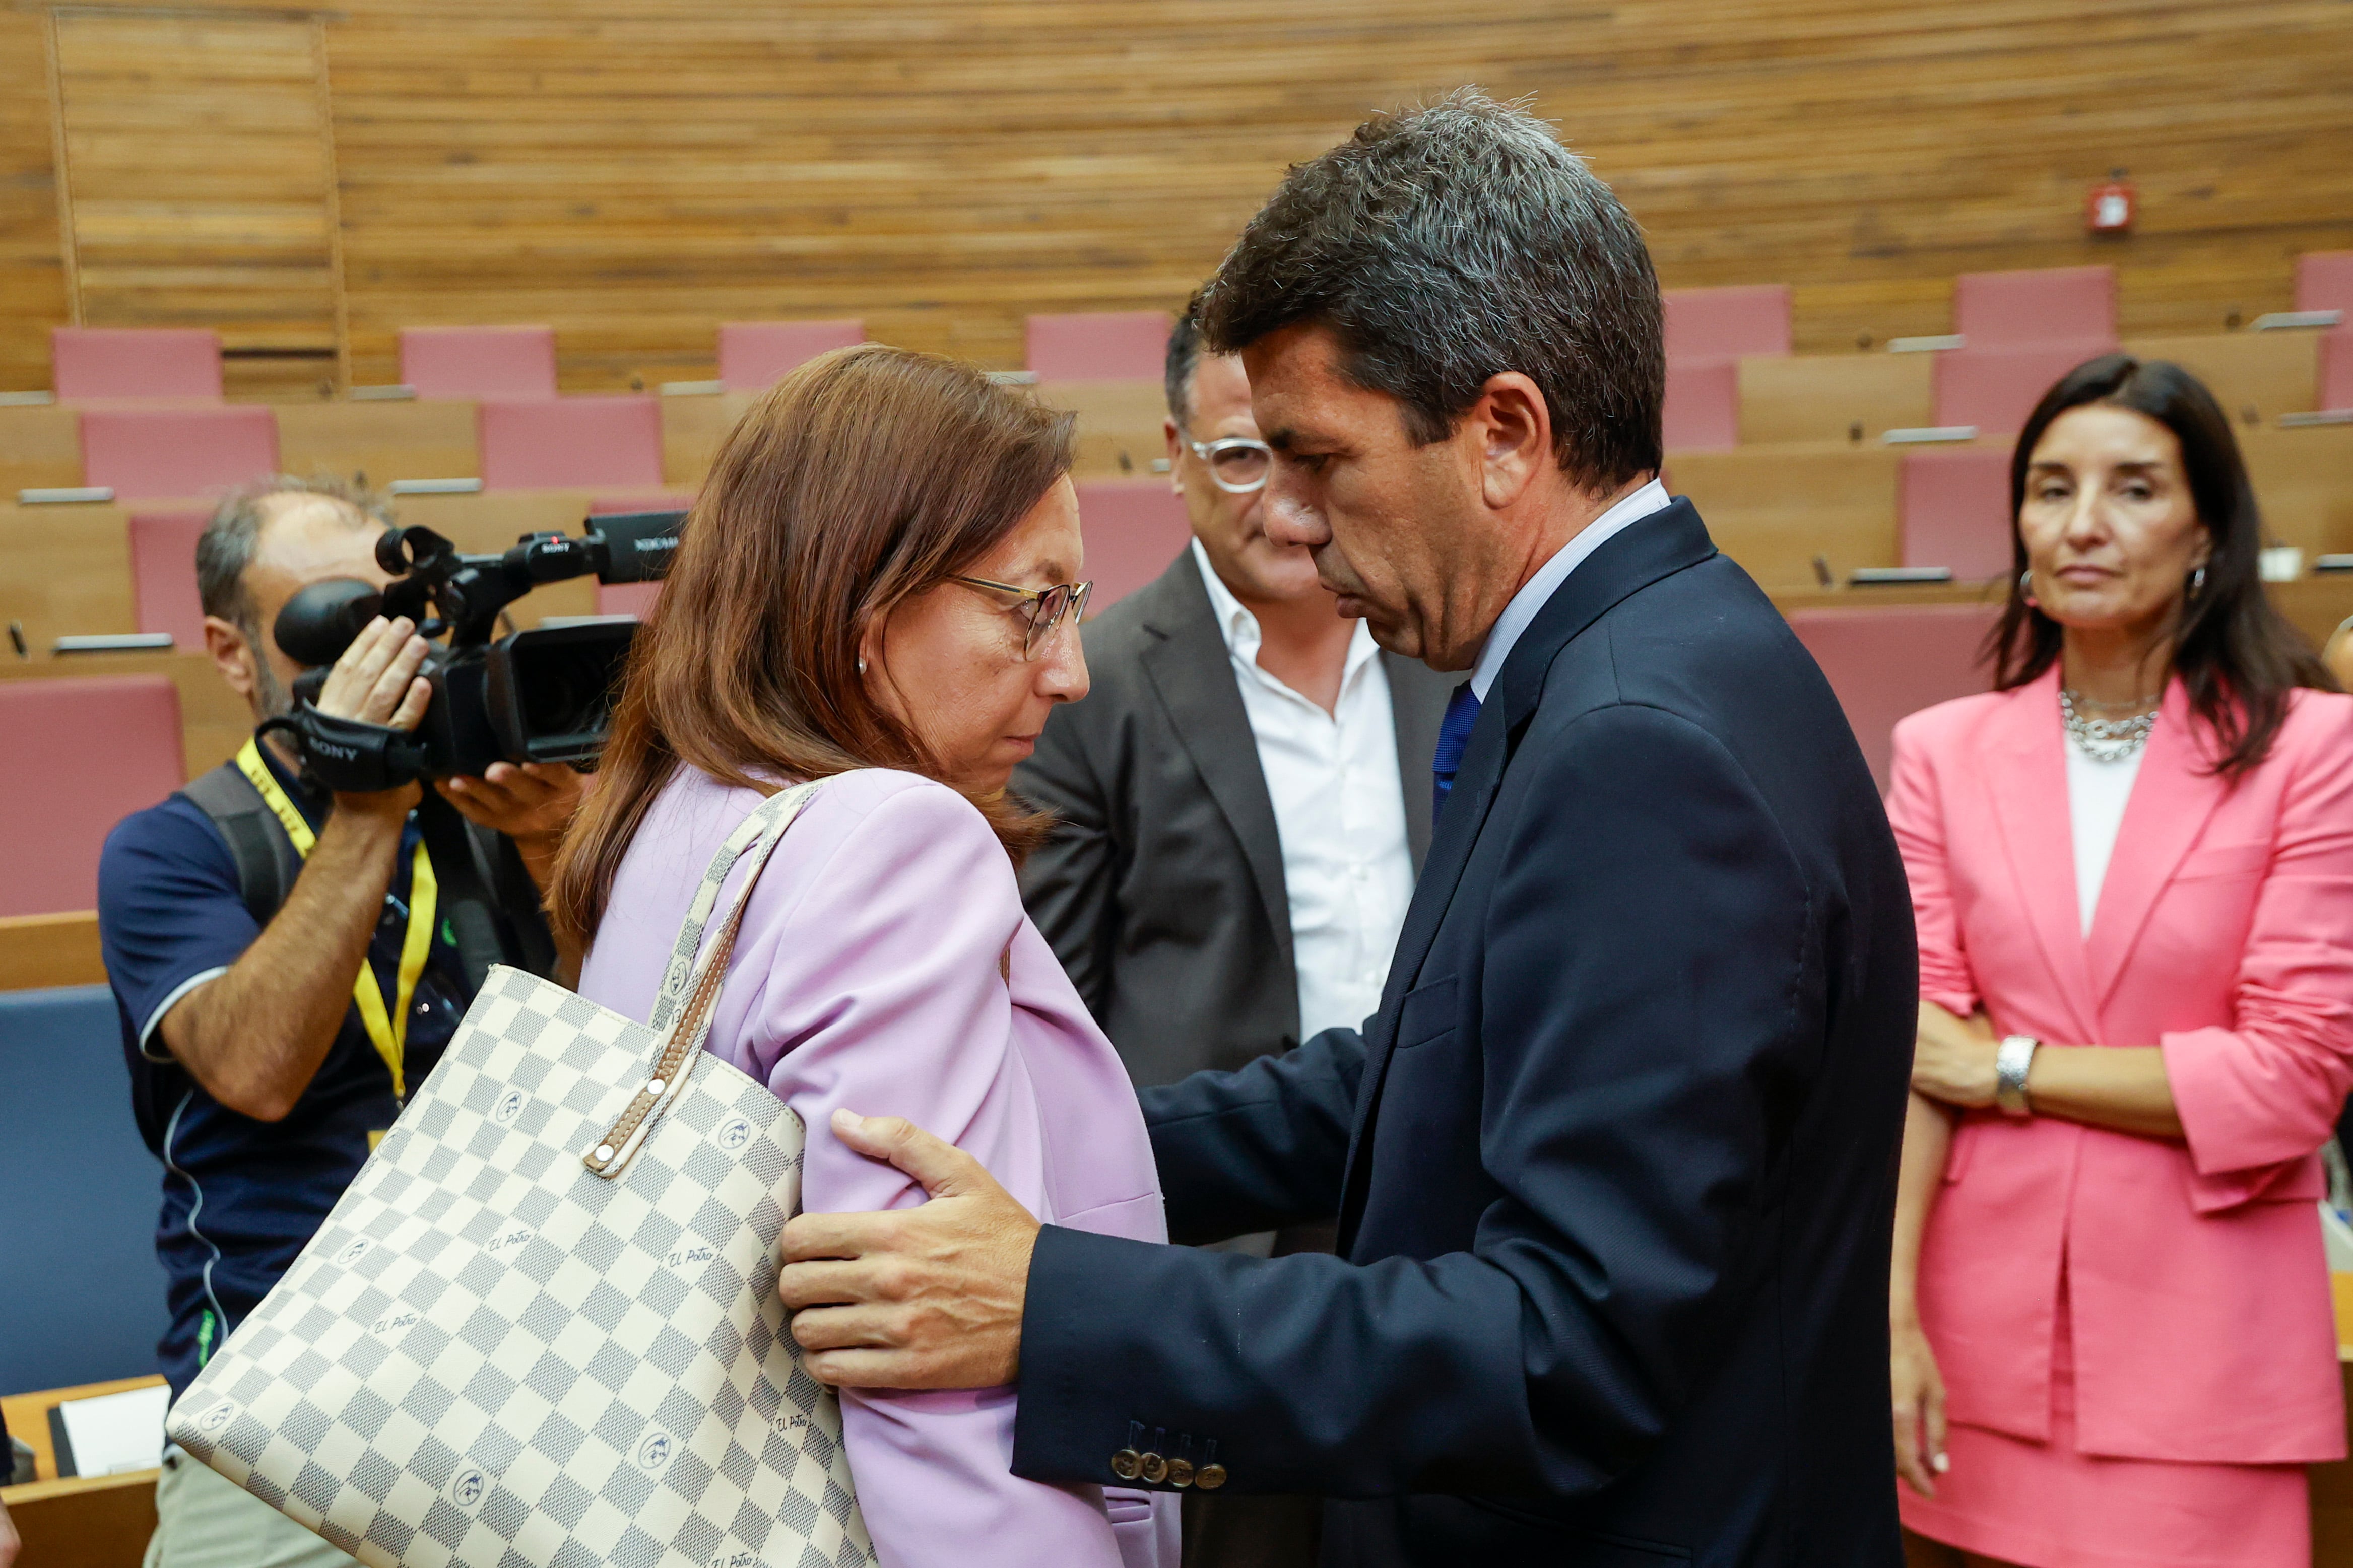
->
[778,1111,1039,1388]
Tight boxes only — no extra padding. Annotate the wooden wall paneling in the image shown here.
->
[51,10,342,401]
[0,12,68,394]
[0,405,85,495]
[1036,381,1172,480]
[658,391,756,488]
[2119,332,2321,427]
[1671,444,1903,590]
[298,0,2353,390]
[1738,353,1935,446]
[275,399,479,487]
[0,504,135,653]
[2243,425,2353,560]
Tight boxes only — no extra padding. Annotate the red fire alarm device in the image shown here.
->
[2087,172,2135,234]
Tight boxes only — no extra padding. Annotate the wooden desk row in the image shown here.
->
[1740,331,2329,446]
[0,489,636,658]
[3,424,2347,682]
[1,1376,165,1568]
[0,380,1174,499]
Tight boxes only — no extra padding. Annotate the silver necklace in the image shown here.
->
[2060,687,2156,762]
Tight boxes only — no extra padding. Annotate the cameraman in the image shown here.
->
[95,477,582,1568]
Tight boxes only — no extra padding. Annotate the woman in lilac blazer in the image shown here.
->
[551,346,1178,1568]
[1887,356,2353,1568]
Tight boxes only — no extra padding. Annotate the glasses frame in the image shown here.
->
[1185,435,1273,494]
[950,575,1094,660]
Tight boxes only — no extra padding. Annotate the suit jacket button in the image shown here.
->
[1166,1457,1194,1488]
[1110,1449,1142,1481]
[1194,1463,1227,1490]
[1139,1451,1168,1484]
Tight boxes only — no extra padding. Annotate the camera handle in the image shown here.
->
[256,707,433,793]
[413,790,559,991]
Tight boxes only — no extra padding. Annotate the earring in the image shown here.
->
[2018,568,2038,608]
[857,657,867,675]
[2191,565,2207,597]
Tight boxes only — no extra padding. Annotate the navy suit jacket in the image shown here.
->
[1011,501,1916,1567]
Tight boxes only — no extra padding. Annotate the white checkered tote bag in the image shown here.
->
[166,780,875,1568]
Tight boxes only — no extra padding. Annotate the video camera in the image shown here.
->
[264,510,683,792]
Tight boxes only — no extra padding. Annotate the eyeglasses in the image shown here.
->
[1185,436,1273,494]
[951,576,1094,660]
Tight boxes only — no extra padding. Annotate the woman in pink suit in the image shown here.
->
[549,346,1179,1568]
[1888,354,2353,1568]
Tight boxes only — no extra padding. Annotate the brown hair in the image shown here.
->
[550,344,1074,950]
[1986,352,2336,779]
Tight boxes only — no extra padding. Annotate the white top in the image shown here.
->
[2065,735,2145,935]
[1193,540,1416,1037]
[1470,478,1673,700]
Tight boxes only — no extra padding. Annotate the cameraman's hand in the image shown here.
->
[316,615,431,816]
[437,763,585,892]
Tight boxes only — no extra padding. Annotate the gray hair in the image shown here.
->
[195,473,391,635]
[1198,88,1664,493]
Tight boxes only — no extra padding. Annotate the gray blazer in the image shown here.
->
[1014,548,1455,1089]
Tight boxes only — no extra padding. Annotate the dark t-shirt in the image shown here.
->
[96,741,472,1398]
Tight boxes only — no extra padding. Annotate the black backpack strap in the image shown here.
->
[177,760,304,926]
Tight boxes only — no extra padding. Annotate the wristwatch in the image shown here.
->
[1994,1035,2040,1117]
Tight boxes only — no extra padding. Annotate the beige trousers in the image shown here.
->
[143,1448,356,1568]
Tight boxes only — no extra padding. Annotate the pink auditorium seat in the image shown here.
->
[1662,285,1793,362]
[80,405,279,500]
[2294,252,2353,317]
[1900,448,2014,582]
[399,326,559,400]
[129,509,212,648]
[1662,359,1740,451]
[2320,330,2353,412]
[1952,266,2116,350]
[479,397,665,490]
[0,675,186,917]
[1933,343,2107,437]
[51,327,224,402]
[1788,604,1999,793]
[1025,312,1171,382]
[717,320,865,392]
[1073,479,1192,609]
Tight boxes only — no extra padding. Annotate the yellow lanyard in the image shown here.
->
[236,739,437,1102]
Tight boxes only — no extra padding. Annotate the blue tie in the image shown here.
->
[1432,683,1481,820]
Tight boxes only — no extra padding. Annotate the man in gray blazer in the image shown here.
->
[1014,307,1452,1568]
[1016,311,1453,1100]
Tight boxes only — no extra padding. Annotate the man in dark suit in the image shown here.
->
[1015,310,1452,1568]
[1015,310,1452,1092]
[779,89,1914,1567]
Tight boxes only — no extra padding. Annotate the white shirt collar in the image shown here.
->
[1192,538,1381,686]
[1468,478,1671,701]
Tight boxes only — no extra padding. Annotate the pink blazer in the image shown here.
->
[579,767,1179,1568]
[1889,667,2353,1464]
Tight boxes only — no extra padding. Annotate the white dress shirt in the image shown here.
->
[1470,478,1673,701]
[2065,733,2145,935]
[1193,541,1416,1038]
